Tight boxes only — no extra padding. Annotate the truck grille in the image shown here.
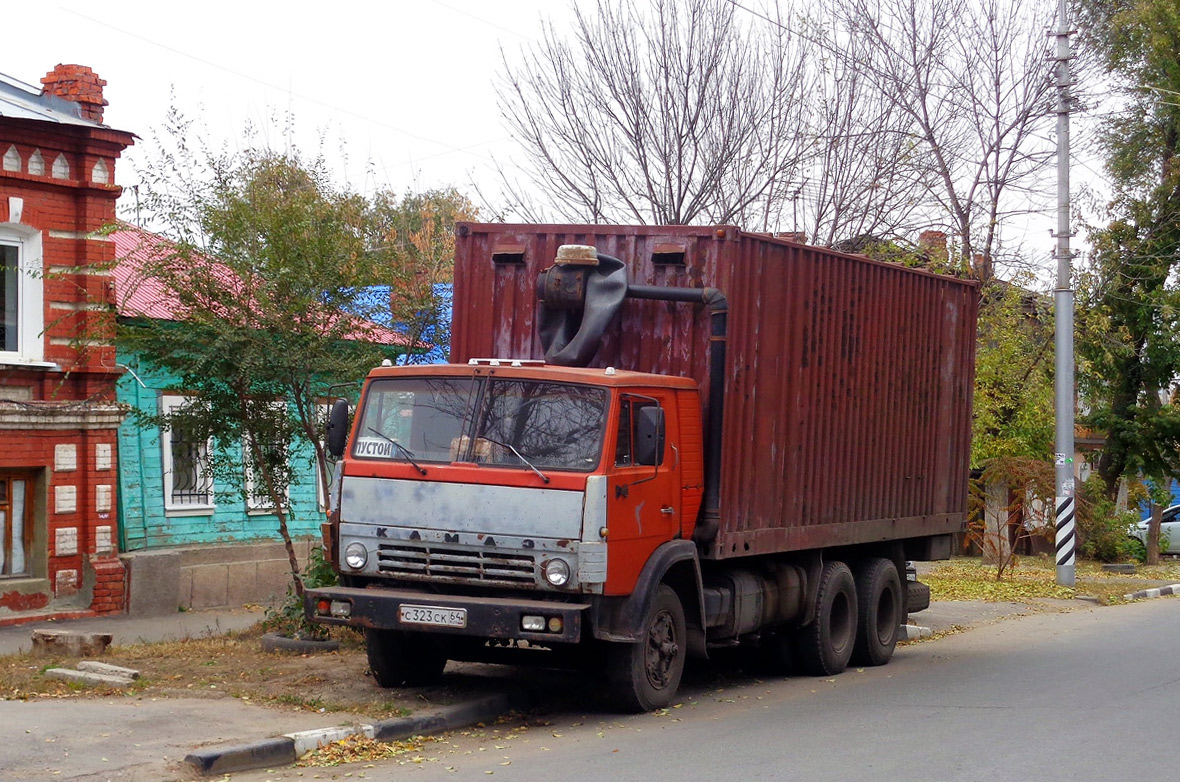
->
[376,543,537,586]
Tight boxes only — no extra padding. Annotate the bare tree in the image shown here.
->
[798,21,931,244]
[494,0,812,227]
[822,0,1056,280]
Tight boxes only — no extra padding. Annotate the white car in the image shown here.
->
[1131,505,1180,555]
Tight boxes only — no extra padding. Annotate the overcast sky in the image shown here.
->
[4,1,572,217]
[5,0,1089,277]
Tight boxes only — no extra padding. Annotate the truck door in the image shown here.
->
[605,392,681,594]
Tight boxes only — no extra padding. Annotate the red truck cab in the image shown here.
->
[311,360,705,708]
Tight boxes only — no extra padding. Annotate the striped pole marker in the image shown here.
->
[1056,496,1076,576]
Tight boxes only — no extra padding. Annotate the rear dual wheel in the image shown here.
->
[794,561,858,676]
[794,558,903,676]
[851,558,903,667]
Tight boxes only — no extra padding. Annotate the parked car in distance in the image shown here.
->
[1131,505,1180,555]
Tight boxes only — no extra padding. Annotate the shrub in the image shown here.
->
[1075,478,1140,563]
[262,545,338,640]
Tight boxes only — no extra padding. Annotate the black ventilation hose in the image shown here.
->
[536,253,628,367]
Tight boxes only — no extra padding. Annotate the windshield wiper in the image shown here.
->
[366,427,427,475]
[479,436,550,484]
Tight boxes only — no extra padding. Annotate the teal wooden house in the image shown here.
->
[110,226,407,614]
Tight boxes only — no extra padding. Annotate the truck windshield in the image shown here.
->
[354,376,608,472]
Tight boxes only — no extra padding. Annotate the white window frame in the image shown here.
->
[315,401,332,513]
[0,224,45,365]
[243,401,290,513]
[160,394,215,514]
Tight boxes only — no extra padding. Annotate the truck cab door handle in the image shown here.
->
[661,506,675,515]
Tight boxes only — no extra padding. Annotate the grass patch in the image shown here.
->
[925,556,1180,605]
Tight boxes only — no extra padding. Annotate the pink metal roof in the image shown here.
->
[111,225,411,347]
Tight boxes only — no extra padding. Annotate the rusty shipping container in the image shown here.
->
[452,223,978,562]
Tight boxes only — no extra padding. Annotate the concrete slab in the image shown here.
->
[31,629,112,657]
[44,667,134,688]
[77,660,140,679]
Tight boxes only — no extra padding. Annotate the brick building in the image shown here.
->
[0,65,135,623]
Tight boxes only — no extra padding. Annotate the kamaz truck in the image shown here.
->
[307,223,978,711]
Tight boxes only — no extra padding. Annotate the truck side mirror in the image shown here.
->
[326,398,350,458]
[635,406,665,466]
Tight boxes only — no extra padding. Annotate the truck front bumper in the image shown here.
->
[305,586,591,645]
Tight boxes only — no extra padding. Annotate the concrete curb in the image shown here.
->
[184,693,515,776]
[1123,582,1180,602]
[899,624,932,641]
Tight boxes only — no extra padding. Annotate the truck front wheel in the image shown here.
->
[607,584,686,712]
[794,560,857,676]
[851,558,902,667]
[365,628,446,687]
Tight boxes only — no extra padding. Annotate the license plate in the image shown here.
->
[398,604,467,629]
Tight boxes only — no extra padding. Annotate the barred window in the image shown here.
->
[161,395,213,511]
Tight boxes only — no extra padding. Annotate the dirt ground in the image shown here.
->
[0,625,515,721]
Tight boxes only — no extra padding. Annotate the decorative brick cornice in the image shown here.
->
[0,401,126,430]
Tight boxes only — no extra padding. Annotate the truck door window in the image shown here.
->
[615,396,664,467]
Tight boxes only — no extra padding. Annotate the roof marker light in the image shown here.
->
[605,367,617,376]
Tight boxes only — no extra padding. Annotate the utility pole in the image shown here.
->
[1053,0,1076,587]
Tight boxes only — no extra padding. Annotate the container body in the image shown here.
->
[452,223,978,560]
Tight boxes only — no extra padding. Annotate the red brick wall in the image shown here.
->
[1,69,134,621]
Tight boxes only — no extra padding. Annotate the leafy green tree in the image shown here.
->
[122,130,406,595]
[1075,0,1180,512]
[972,280,1055,466]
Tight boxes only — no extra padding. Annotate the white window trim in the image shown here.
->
[160,394,215,514]
[243,401,290,513]
[315,401,332,513]
[0,223,45,365]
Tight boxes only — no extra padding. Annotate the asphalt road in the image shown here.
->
[226,597,1180,782]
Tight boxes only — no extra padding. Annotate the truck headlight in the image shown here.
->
[344,542,368,570]
[543,558,571,587]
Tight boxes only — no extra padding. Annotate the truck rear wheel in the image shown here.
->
[365,628,446,687]
[794,561,857,676]
[851,558,902,667]
[607,584,686,712]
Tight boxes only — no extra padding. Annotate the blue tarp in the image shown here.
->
[351,283,452,365]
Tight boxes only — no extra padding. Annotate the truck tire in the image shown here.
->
[365,628,446,687]
[607,584,686,712]
[851,558,902,667]
[794,561,857,676]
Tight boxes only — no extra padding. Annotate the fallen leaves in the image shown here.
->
[296,733,433,767]
[922,557,1180,604]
